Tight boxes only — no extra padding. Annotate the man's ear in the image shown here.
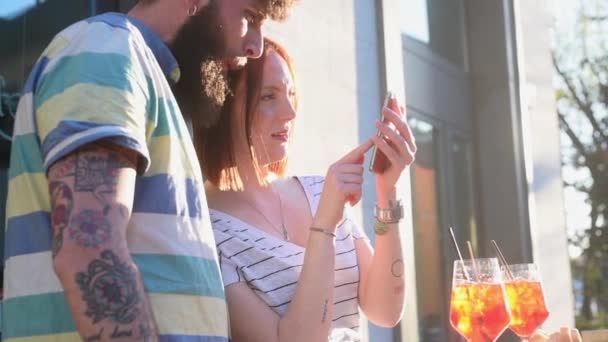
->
[186,0,211,15]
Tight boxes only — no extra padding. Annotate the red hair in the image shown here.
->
[195,38,298,191]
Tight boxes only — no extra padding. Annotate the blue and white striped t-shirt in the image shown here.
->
[3,12,229,342]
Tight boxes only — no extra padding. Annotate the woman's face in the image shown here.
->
[251,50,296,166]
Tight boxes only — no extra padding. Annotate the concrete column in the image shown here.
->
[513,0,575,330]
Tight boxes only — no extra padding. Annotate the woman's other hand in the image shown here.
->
[531,327,582,342]
[313,139,374,230]
[372,99,417,201]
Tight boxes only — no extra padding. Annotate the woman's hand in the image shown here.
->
[372,100,417,200]
[313,139,374,230]
[531,327,582,342]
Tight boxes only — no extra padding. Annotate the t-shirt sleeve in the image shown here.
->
[213,228,246,287]
[34,27,151,173]
[218,250,245,287]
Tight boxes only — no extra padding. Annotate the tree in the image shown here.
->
[553,0,608,328]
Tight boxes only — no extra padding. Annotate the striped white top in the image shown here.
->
[210,176,369,342]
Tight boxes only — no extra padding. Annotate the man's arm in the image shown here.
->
[48,139,157,341]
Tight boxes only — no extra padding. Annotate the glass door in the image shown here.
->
[400,1,478,340]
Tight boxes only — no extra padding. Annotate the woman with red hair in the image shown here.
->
[196,38,416,342]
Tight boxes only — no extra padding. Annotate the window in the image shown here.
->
[409,118,449,342]
[401,0,467,68]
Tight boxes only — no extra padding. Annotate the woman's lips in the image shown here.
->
[271,131,289,142]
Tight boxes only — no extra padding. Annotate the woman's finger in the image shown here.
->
[334,163,365,175]
[372,135,404,167]
[383,107,417,154]
[337,173,363,185]
[376,121,411,157]
[341,183,362,197]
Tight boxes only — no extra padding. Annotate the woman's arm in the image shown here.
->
[358,97,416,327]
[227,231,336,342]
[356,190,405,327]
[227,140,374,342]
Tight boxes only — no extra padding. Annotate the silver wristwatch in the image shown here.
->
[374,199,404,223]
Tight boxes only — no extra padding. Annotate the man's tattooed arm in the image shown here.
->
[48,140,158,341]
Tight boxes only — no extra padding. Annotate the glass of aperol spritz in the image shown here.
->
[449,258,511,342]
[502,263,550,342]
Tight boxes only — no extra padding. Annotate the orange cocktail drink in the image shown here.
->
[449,259,511,342]
[502,264,550,341]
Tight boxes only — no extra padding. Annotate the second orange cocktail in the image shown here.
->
[502,264,550,341]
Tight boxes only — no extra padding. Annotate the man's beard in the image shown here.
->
[170,0,230,127]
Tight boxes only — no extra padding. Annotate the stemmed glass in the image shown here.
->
[449,258,511,342]
[502,263,550,342]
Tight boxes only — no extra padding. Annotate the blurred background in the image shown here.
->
[0,0,606,341]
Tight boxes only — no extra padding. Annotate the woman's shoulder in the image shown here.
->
[209,210,243,239]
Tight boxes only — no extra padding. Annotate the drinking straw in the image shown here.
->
[449,227,471,281]
[491,240,514,280]
[467,241,480,282]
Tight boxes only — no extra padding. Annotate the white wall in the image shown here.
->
[265,1,413,341]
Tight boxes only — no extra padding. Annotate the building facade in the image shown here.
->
[0,0,573,341]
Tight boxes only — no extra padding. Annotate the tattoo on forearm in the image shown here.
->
[50,181,74,258]
[75,250,141,324]
[321,299,329,323]
[69,209,112,248]
[85,327,103,341]
[111,325,133,338]
[139,323,153,341]
[391,259,404,278]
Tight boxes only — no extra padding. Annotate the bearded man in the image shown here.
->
[2,0,294,341]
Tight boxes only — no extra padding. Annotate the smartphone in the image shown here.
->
[369,91,398,173]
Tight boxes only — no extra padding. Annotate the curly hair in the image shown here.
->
[257,0,298,21]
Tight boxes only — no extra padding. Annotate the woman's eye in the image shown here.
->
[261,93,275,101]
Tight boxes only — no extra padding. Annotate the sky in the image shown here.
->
[0,0,37,19]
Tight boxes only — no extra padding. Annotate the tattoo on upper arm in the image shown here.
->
[391,259,404,278]
[68,209,112,248]
[74,152,126,192]
[74,143,135,213]
[50,141,136,253]
[75,250,141,324]
[321,299,329,323]
[50,181,74,258]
